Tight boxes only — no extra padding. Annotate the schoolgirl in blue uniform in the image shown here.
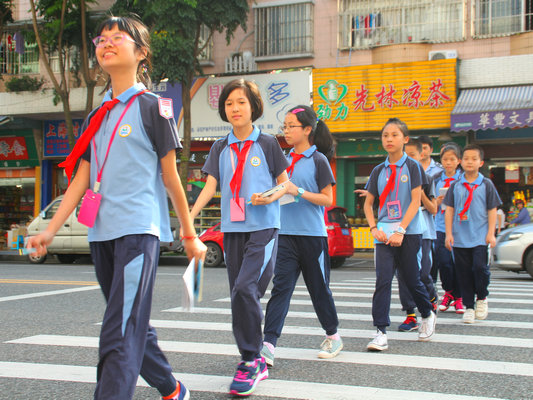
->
[27,16,205,400]
[261,105,341,367]
[397,140,438,332]
[190,79,289,396]
[444,144,501,324]
[363,118,436,351]
[434,143,465,314]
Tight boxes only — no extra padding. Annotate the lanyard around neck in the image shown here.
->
[91,90,147,192]
[386,164,403,201]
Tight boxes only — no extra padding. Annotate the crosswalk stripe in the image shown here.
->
[319,286,533,297]
[0,286,100,303]
[8,335,533,377]
[290,290,533,304]
[163,306,533,329]
[340,280,533,289]
[0,361,504,400]
[214,297,533,315]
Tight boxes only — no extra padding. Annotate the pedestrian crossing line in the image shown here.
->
[0,361,504,400]
[291,290,533,304]
[163,306,533,329]
[326,283,533,293]
[0,285,100,303]
[317,286,533,297]
[214,297,533,315]
[341,279,533,288]
[8,335,533,378]
[144,319,533,349]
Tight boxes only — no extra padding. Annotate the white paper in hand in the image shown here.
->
[181,258,203,312]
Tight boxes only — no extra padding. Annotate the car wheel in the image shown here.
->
[330,257,346,268]
[204,242,223,268]
[57,254,77,264]
[525,250,533,278]
[28,253,46,264]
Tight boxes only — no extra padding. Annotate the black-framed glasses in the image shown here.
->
[92,33,136,48]
[279,125,304,134]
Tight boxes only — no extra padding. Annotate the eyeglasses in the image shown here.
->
[279,125,304,134]
[92,33,136,48]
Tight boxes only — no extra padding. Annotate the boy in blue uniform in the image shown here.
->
[397,140,438,332]
[190,79,289,396]
[364,118,436,351]
[444,144,501,324]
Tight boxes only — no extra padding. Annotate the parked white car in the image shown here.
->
[491,223,533,278]
[25,196,183,264]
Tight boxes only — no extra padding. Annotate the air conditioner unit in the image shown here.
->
[428,50,458,61]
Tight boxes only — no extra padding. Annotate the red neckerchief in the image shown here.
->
[458,182,479,220]
[229,140,253,207]
[379,164,396,211]
[286,152,305,178]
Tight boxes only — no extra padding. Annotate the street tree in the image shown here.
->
[28,0,99,149]
[112,0,249,184]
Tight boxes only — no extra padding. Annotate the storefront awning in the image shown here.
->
[450,85,533,132]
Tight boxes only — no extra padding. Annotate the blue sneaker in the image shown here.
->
[229,359,261,396]
[162,381,189,400]
[398,315,419,332]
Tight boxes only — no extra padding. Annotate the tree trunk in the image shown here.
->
[179,73,193,189]
[80,0,96,117]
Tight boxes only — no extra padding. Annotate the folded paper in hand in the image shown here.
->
[181,257,203,312]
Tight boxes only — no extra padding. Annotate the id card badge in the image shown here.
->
[230,198,246,222]
[386,200,402,220]
[78,189,102,228]
[458,211,469,222]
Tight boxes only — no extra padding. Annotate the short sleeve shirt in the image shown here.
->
[443,173,502,248]
[367,153,423,235]
[202,126,289,233]
[280,145,335,237]
[80,83,181,242]
[434,170,462,232]
[425,158,444,178]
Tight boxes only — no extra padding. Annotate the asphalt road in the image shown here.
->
[0,254,532,399]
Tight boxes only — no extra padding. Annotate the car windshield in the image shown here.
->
[327,208,349,228]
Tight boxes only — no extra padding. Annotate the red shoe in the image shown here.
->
[438,291,453,312]
[452,297,465,314]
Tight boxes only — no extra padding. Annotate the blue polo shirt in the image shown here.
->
[425,158,444,178]
[367,153,423,235]
[279,146,335,237]
[443,173,502,248]
[420,173,436,240]
[202,126,289,233]
[81,83,180,242]
[434,170,462,232]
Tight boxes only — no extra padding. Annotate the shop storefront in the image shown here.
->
[0,129,40,248]
[451,85,533,221]
[313,59,458,244]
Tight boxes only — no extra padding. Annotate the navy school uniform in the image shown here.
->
[366,153,433,330]
[202,126,289,361]
[81,83,180,399]
[443,173,501,308]
[434,170,463,298]
[263,145,339,346]
[398,171,438,312]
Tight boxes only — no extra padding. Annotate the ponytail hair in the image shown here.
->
[289,105,336,160]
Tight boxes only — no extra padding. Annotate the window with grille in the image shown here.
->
[254,1,314,59]
[0,33,40,75]
[473,0,533,37]
[339,0,465,50]
[198,24,213,63]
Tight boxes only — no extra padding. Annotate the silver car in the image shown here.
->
[491,223,533,278]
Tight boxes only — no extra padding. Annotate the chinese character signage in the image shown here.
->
[0,137,29,160]
[43,119,83,157]
[313,59,456,132]
[452,109,533,132]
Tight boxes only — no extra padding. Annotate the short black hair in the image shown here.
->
[218,79,263,122]
[381,118,409,136]
[405,138,422,153]
[463,143,484,160]
[418,135,433,148]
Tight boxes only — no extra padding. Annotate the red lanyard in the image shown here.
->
[91,90,147,192]
[379,164,402,210]
[229,140,253,203]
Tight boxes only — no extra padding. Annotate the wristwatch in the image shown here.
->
[295,187,305,202]
[395,226,406,235]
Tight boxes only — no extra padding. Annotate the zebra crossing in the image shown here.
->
[1,269,532,399]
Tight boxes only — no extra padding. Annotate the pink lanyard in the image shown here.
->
[385,165,403,201]
[91,90,147,192]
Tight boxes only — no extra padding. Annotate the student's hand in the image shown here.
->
[436,195,444,207]
[251,192,273,205]
[371,227,387,243]
[486,234,496,248]
[183,237,207,268]
[445,234,454,251]
[386,232,404,247]
[354,189,368,197]
[285,181,299,196]
[26,231,54,257]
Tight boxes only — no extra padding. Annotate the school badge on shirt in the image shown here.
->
[158,97,174,119]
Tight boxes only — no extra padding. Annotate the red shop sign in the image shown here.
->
[0,137,29,160]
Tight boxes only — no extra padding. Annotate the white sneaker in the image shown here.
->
[367,330,388,351]
[475,298,488,320]
[463,308,475,324]
[318,337,343,359]
[418,311,436,341]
